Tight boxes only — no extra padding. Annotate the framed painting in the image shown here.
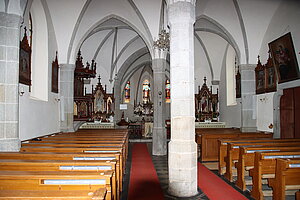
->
[19,30,31,86]
[51,51,59,93]
[268,32,300,83]
[265,55,277,92]
[236,68,241,98]
[255,58,265,94]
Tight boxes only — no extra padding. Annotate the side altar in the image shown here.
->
[195,77,219,122]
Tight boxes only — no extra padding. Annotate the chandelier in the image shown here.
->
[154,29,170,50]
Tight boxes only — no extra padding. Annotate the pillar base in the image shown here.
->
[168,140,198,197]
[168,181,199,197]
[0,138,21,151]
[240,126,257,132]
[167,188,201,199]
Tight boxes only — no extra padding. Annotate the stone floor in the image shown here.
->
[152,154,209,200]
[122,140,296,200]
[121,142,209,200]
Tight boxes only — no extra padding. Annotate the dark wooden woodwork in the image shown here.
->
[236,67,241,98]
[51,52,59,93]
[265,53,277,93]
[196,128,273,161]
[19,27,31,86]
[280,88,295,138]
[73,50,96,121]
[295,87,300,138]
[255,56,266,94]
[195,77,219,122]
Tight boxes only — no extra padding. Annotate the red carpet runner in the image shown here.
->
[128,143,164,200]
[198,162,248,200]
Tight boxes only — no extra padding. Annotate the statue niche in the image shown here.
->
[195,77,219,122]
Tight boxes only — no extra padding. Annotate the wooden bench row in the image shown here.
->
[0,129,129,200]
[217,137,300,200]
[196,128,273,161]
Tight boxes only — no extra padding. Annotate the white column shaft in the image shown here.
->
[167,1,198,197]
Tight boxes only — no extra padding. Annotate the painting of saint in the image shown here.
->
[269,32,300,83]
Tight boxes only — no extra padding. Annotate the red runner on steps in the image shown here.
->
[128,143,164,200]
[198,162,248,200]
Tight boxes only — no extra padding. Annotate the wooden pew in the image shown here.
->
[23,139,129,166]
[0,159,118,200]
[235,145,300,191]
[268,159,300,200]
[0,170,114,200]
[0,188,107,199]
[32,137,128,160]
[20,145,126,176]
[0,152,124,193]
[224,140,300,182]
[196,128,273,161]
[218,138,300,175]
[250,151,300,200]
[296,190,300,200]
[2,129,129,199]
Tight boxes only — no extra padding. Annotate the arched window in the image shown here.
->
[142,79,150,104]
[165,79,170,103]
[124,81,130,103]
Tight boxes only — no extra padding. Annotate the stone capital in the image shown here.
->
[211,80,220,85]
[239,64,256,71]
[167,0,196,6]
[153,48,168,60]
[60,64,76,71]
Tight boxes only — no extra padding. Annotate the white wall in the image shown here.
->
[259,0,300,67]
[19,86,60,140]
[19,0,60,141]
[256,92,274,132]
[219,45,241,127]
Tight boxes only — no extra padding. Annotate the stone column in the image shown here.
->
[152,48,167,156]
[0,12,22,151]
[113,78,122,123]
[167,0,198,197]
[59,64,75,132]
[240,64,257,132]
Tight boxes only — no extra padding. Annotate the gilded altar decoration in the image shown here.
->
[133,79,154,117]
[195,77,219,122]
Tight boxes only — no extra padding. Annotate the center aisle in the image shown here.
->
[198,162,249,200]
[128,143,164,200]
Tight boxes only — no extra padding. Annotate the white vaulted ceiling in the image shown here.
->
[41,0,285,91]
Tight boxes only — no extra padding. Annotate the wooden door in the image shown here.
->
[294,87,300,138]
[280,88,294,138]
